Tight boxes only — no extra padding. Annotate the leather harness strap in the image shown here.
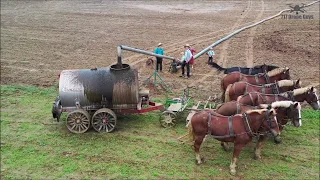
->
[272,83,280,94]
[228,116,235,137]
[242,113,254,137]
[236,103,241,114]
[207,112,212,135]
[264,74,270,84]
[207,113,236,139]
[249,93,254,105]
[261,86,265,94]
[249,68,252,75]
[288,91,295,101]
[254,75,259,84]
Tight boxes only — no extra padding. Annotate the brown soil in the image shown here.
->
[1,0,319,98]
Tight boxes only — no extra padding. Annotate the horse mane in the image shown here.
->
[258,104,270,109]
[277,80,294,87]
[246,108,269,115]
[271,101,294,108]
[266,67,288,77]
[263,82,276,88]
[293,87,310,96]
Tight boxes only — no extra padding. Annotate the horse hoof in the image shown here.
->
[274,136,282,144]
[195,160,202,165]
[254,154,261,160]
[230,170,237,176]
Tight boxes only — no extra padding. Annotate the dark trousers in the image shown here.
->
[181,61,190,77]
[156,57,163,72]
[208,56,213,64]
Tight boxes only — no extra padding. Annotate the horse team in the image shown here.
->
[186,64,319,175]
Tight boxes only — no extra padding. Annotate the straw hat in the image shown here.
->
[158,43,162,46]
[184,44,190,47]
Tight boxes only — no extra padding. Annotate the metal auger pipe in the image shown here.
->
[117,45,176,63]
[193,0,320,60]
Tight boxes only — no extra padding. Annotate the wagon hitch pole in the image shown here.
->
[118,45,176,92]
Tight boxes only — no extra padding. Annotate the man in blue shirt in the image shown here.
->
[154,43,165,72]
[180,44,192,79]
[207,47,215,64]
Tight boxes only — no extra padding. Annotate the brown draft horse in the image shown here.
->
[221,67,291,91]
[237,87,320,110]
[224,79,301,102]
[215,101,301,159]
[188,108,280,175]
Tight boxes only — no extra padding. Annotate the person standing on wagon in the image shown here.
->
[207,47,215,64]
[154,43,165,72]
[180,44,193,79]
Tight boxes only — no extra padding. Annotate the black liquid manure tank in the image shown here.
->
[59,64,139,110]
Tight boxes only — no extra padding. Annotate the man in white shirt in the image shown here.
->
[180,44,192,79]
[207,47,215,64]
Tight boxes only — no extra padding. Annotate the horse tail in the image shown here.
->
[187,120,195,142]
[177,120,195,143]
[225,84,232,102]
[211,62,226,73]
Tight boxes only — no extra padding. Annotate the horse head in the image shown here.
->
[267,67,291,81]
[293,87,319,110]
[281,67,291,80]
[288,102,302,127]
[267,101,302,127]
[262,108,282,144]
[293,79,302,89]
[245,109,281,143]
[306,87,320,110]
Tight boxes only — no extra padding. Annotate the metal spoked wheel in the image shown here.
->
[91,108,117,133]
[159,110,177,128]
[66,109,91,133]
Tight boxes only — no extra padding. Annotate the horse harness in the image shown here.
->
[286,91,295,101]
[248,93,280,105]
[206,110,274,138]
[254,73,271,85]
[207,113,235,138]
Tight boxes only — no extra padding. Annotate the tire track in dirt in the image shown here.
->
[190,0,253,87]
[245,0,264,67]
